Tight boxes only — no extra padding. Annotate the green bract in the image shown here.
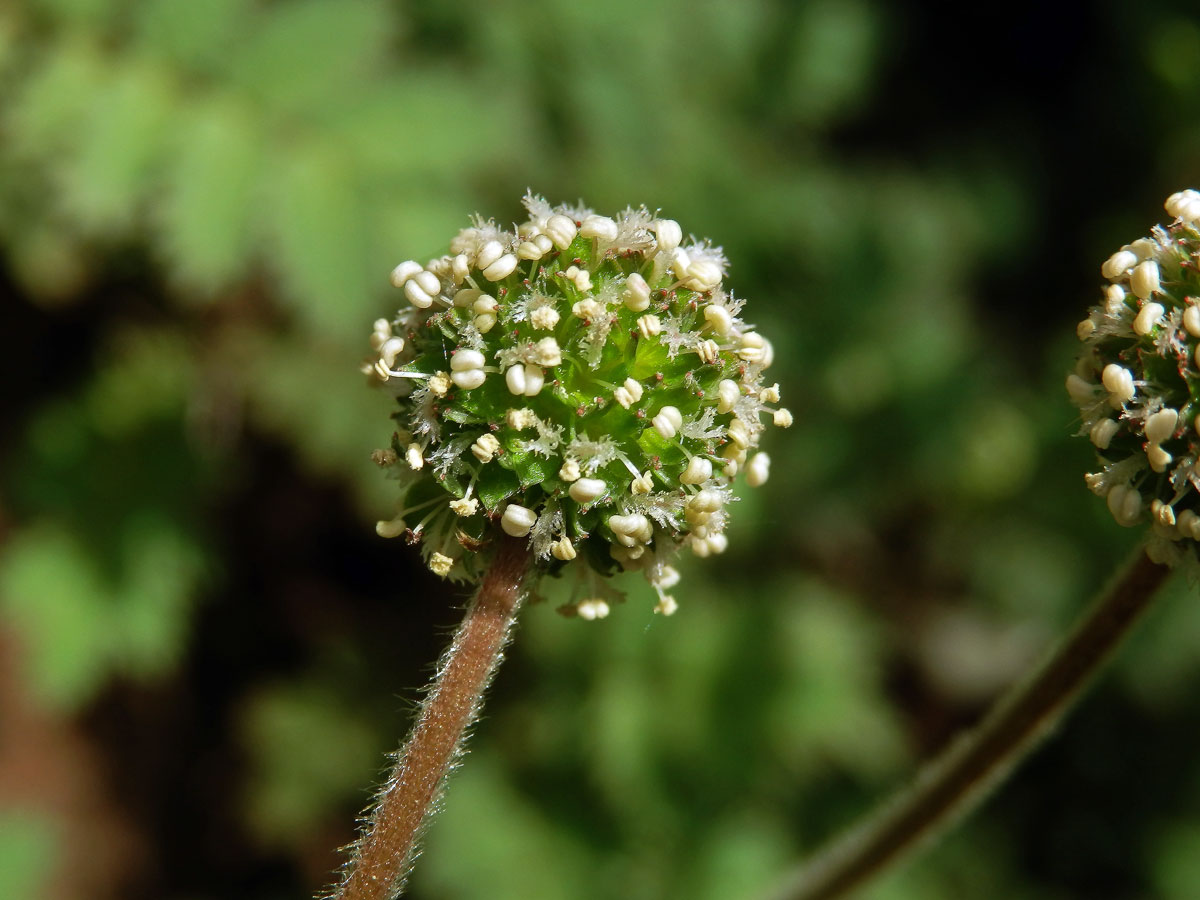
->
[367,194,788,616]
[1070,189,1200,563]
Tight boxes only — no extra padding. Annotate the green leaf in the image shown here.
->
[264,140,375,341]
[0,812,57,900]
[133,0,252,74]
[477,465,520,512]
[228,0,392,118]
[0,525,113,711]
[6,39,108,160]
[59,60,176,231]
[161,96,263,294]
[509,448,554,490]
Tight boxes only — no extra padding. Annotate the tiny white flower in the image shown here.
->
[530,306,560,330]
[680,456,713,484]
[545,214,578,249]
[1151,498,1176,528]
[533,336,562,367]
[685,259,723,292]
[654,595,678,616]
[472,295,497,316]
[773,408,794,428]
[580,215,619,241]
[614,377,644,409]
[501,503,538,537]
[717,379,740,414]
[1065,373,1098,407]
[623,273,651,312]
[389,260,423,287]
[576,598,610,620]
[450,369,486,389]
[550,536,577,561]
[1147,442,1172,473]
[697,339,720,365]
[516,240,544,260]
[376,515,407,538]
[379,336,405,368]
[738,332,767,363]
[450,497,479,516]
[1179,509,1200,539]
[727,417,750,449]
[522,364,545,396]
[474,313,497,333]
[653,218,682,253]
[1130,260,1160,299]
[370,318,392,351]
[559,458,581,482]
[1076,317,1097,340]
[1145,408,1178,444]
[406,442,424,470]
[608,513,652,546]
[630,470,653,494]
[704,304,733,335]
[451,254,470,283]
[482,253,519,281]
[505,364,526,395]
[1166,190,1200,218]
[638,314,662,339]
[1101,363,1135,403]
[451,349,485,372]
[404,278,435,309]
[1106,483,1142,526]
[1089,418,1119,449]
[1101,249,1138,280]
[573,298,604,320]
[652,405,683,440]
[562,265,592,293]
[1185,305,1200,337]
[429,371,451,396]
[745,451,770,487]
[568,477,607,504]
[429,552,454,577]
[506,407,537,430]
[1133,301,1165,336]
[477,240,504,270]
[471,433,501,463]
[759,383,781,404]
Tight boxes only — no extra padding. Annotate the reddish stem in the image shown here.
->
[331,535,531,900]
[769,548,1170,900]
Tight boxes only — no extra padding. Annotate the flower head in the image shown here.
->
[1070,189,1200,562]
[368,193,786,613]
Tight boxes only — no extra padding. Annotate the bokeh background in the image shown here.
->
[4,0,1200,897]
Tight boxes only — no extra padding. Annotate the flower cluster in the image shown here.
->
[366,193,788,616]
[1070,189,1200,562]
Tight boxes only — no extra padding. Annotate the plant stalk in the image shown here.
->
[330,535,532,900]
[768,547,1171,900]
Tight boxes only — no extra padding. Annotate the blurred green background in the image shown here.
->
[3,0,1200,897]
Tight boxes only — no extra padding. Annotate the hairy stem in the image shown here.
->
[768,547,1171,900]
[330,536,532,900]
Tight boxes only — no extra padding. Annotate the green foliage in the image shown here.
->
[240,678,380,847]
[0,812,56,900]
[3,0,1200,897]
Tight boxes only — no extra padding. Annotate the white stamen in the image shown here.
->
[501,503,537,537]
[745,452,770,487]
[568,478,607,504]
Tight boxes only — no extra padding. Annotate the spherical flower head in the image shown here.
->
[367,192,787,614]
[1070,189,1200,563]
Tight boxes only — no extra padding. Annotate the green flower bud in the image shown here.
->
[368,193,787,613]
[1071,188,1200,562]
